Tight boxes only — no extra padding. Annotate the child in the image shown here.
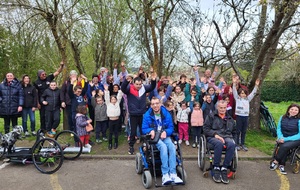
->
[171,85,185,105]
[104,85,123,150]
[41,81,61,138]
[189,101,204,148]
[201,94,215,121]
[176,101,191,146]
[233,76,259,151]
[91,92,108,143]
[75,105,92,148]
[164,100,177,127]
[222,93,233,117]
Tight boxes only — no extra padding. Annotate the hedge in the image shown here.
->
[261,81,300,103]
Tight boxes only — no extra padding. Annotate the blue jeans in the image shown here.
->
[156,137,176,175]
[207,137,235,168]
[236,115,249,145]
[22,107,36,132]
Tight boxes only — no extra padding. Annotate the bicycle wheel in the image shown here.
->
[32,138,64,174]
[55,130,83,160]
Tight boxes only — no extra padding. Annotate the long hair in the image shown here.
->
[283,103,300,118]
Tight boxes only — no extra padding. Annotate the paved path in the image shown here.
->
[0,159,299,190]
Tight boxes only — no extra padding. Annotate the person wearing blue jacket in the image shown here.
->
[270,103,300,175]
[142,97,183,186]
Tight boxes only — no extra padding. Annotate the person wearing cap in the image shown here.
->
[34,61,64,132]
[0,72,24,134]
[60,69,79,131]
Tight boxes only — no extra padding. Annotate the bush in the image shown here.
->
[261,81,300,103]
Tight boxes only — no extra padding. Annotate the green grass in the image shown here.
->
[246,101,300,155]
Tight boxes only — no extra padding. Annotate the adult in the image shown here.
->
[142,97,183,185]
[270,103,300,175]
[21,75,38,136]
[34,61,64,131]
[87,74,104,127]
[60,70,79,131]
[203,100,236,184]
[121,70,157,155]
[0,73,24,133]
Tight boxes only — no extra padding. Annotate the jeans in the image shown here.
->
[95,120,108,139]
[156,137,177,175]
[191,127,202,143]
[22,107,36,132]
[236,115,249,145]
[275,140,300,165]
[207,137,235,168]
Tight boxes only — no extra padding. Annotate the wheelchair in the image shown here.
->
[135,132,187,189]
[260,101,277,137]
[198,135,238,179]
[271,142,300,174]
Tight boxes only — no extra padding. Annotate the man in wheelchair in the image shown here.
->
[203,100,236,184]
[142,97,183,185]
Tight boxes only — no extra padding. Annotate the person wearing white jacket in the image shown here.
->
[232,76,259,151]
[104,85,123,150]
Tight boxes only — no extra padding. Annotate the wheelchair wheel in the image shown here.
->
[231,149,238,172]
[177,165,187,183]
[32,138,64,174]
[135,152,143,174]
[142,170,152,189]
[55,130,82,160]
[0,146,6,158]
[198,135,206,171]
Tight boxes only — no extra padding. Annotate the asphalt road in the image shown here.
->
[0,159,299,190]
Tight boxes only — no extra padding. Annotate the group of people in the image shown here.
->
[0,61,299,185]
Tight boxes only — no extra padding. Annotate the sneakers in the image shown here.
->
[213,167,222,183]
[96,139,102,143]
[270,161,278,170]
[85,144,92,149]
[128,146,134,155]
[25,131,30,137]
[241,145,248,151]
[192,143,196,148]
[221,167,229,184]
[46,131,55,138]
[162,174,172,185]
[178,140,182,144]
[279,165,287,175]
[51,128,57,135]
[102,137,108,142]
[185,140,190,146]
[236,145,241,151]
[170,173,183,184]
[31,131,36,136]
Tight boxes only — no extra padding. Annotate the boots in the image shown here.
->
[114,138,118,149]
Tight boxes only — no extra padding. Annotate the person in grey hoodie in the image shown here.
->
[232,76,259,151]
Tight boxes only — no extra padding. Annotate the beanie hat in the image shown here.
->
[37,69,45,77]
[70,70,78,75]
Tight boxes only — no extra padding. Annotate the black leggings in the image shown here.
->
[108,119,119,144]
[3,115,18,133]
[275,140,300,165]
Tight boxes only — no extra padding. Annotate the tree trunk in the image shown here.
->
[249,94,261,130]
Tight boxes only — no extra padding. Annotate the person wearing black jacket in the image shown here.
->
[203,100,236,184]
[34,61,64,131]
[0,72,24,134]
[22,75,38,136]
[41,81,61,138]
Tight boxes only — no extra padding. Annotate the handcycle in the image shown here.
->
[0,126,83,174]
[260,101,277,137]
[135,132,187,189]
